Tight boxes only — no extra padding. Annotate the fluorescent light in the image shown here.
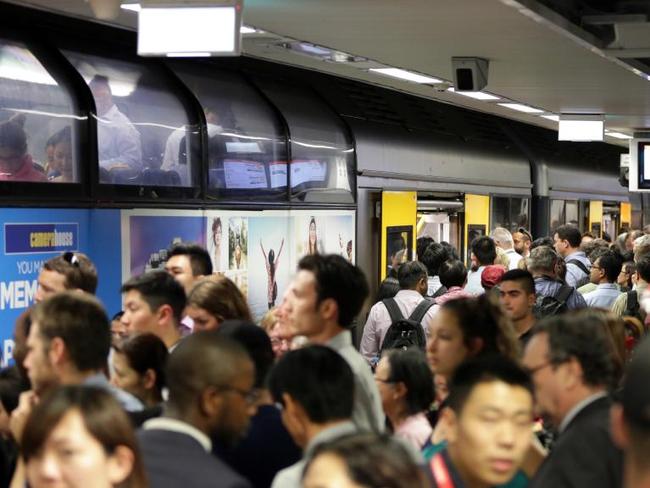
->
[498,103,544,114]
[138,6,240,57]
[369,68,442,84]
[121,3,141,12]
[558,115,604,141]
[240,25,257,34]
[606,131,633,140]
[447,88,499,100]
[541,115,560,122]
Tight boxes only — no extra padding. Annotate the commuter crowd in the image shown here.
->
[1,223,650,488]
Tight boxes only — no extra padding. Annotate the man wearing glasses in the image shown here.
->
[523,312,622,488]
[583,250,623,308]
[138,331,256,488]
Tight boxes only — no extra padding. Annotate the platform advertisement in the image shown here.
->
[0,208,123,366]
[122,209,355,322]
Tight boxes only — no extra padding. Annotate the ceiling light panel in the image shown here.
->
[498,103,543,114]
[369,68,442,84]
[447,88,499,100]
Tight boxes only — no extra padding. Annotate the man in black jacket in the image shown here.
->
[523,311,622,488]
[138,332,256,488]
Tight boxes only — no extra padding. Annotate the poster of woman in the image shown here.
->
[206,215,227,272]
[228,217,248,271]
[248,216,291,320]
[295,215,324,257]
[325,214,355,262]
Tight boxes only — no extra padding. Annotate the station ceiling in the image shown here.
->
[7,0,650,146]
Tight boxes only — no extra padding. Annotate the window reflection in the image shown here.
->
[0,40,81,183]
[64,51,198,187]
[172,65,288,199]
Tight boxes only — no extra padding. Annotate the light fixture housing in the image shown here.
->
[138,0,242,57]
[558,114,604,141]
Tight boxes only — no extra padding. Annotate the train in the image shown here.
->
[0,2,639,360]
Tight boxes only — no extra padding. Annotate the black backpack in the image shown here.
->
[429,286,448,299]
[624,290,646,322]
[533,284,574,318]
[379,298,433,353]
[566,259,591,288]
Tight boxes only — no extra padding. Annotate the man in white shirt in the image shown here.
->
[89,75,142,172]
[491,227,523,270]
[584,250,622,309]
[464,236,497,296]
[361,261,435,366]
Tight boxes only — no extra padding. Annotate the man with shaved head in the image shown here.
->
[138,332,256,488]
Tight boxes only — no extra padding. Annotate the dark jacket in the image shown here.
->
[528,396,623,488]
[138,428,252,488]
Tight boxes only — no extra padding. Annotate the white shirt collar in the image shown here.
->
[143,417,212,452]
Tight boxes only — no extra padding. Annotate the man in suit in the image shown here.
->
[138,331,256,488]
[522,311,623,488]
[611,336,650,488]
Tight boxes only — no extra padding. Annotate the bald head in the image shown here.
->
[166,331,253,413]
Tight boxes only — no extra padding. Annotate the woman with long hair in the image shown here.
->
[307,217,318,255]
[21,385,147,488]
[209,217,222,271]
[186,275,252,331]
[260,238,284,309]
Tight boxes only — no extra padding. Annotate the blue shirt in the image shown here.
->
[583,283,621,309]
[564,251,591,288]
[534,276,586,310]
[84,372,144,412]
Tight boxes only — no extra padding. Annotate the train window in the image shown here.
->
[254,78,355,203]
[491,196,529,233]
[565,200,579,228]
[511,197,529,231]
[0,39,81,183]
[491,197,509,230]
[62,50,199,187]
[550,199,566,233]
[170,64,287,200]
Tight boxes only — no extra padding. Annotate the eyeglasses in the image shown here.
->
[374,377,395,384]
[524,362,553,376]
[217,385,258,405]
[62,251,79,267]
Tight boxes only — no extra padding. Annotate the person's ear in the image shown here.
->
[199,386,223,418]
[142,368,156,390]
[393,381,407,400]
[156,304,174,325]
[48,337,66,367]
[528,292,537,308]
[107,445,135,485]
[319,298,338,323]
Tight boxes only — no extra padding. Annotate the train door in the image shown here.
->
[620,202,632,233]
[588,201,603,238]
[602,201,621,240]
[464,194,490,265]
[380,191,417,281]
[416,194,463,257]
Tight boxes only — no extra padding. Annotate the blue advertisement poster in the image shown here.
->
[0,208,122,366]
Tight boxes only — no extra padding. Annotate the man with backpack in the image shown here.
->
[528,245,586,313]
[554,225,591,288]
[611,256,650,320]
[361,261,436,367]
